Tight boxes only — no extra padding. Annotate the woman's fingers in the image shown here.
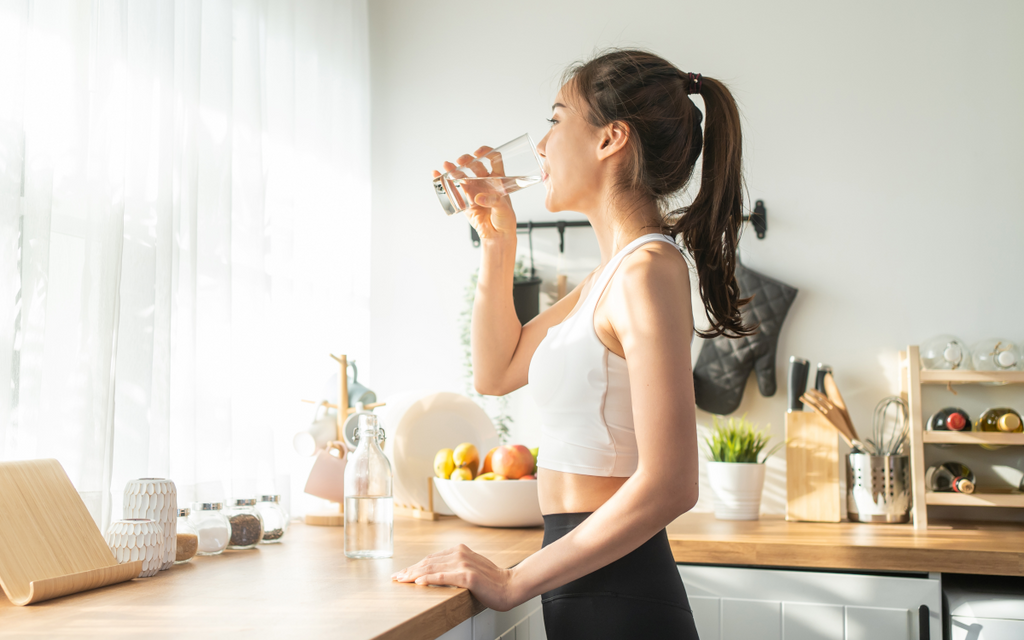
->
[415,571,467,588]
[476,146,504,177]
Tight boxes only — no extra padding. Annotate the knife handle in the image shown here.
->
[788,357,810,411]
[815,363,833,394]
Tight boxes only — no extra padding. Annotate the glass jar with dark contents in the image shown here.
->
[225,498,264,549]
[255,495,289,544]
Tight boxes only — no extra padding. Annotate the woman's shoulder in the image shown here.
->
[617,240,691,289]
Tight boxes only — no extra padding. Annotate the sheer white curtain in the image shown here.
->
[0,0,371,528]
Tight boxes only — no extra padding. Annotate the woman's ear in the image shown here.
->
[596,121,630,160]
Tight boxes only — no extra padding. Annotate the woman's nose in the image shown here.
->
[536,132,548,157]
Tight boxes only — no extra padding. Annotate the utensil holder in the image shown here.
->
[846,453,911,523]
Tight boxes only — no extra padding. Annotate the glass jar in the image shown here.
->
[190,503,230,556]
[174,508,199,563]
[971,339,1023,371]
[256,495,289,544]
[920,335,970,370]
[226,499,264,549]
[344,413,393,559]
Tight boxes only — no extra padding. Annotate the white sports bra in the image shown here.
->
[529,233,687,477]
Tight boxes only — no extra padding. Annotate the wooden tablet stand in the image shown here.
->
[0,459,143,605]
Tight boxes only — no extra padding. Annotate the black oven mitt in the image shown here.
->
[693,263,798,414]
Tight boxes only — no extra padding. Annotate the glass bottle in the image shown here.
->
[970,339,1023,371]
[190,503,231,556]
[927,462,976,494]
[256,495,289,544]
[344,413,394,559]
[976,408,1023,433]
[926,407,971,431]
[225,499,264,549]
[175,508,199,564]
[920,335,969,370]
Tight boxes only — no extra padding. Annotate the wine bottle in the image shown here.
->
[976,408,1023,433]
[927,407,971,431]
[928,462,976,494]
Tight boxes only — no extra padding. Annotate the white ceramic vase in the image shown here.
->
[105,518,164,578]
[707,461,766,521]
[123,478,177,570]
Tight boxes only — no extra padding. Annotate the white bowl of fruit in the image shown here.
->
[433,443,542,528]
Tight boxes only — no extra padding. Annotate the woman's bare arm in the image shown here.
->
[438,152,585,396]
[472,235,587,395]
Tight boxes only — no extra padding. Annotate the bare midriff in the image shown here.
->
[537,467,628,515]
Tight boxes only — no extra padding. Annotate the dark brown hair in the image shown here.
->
[561,49,754,338]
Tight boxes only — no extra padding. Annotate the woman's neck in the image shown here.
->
[587,198,667,264]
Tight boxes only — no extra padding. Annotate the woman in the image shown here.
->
[392,49,752,639]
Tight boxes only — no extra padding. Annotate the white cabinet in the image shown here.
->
[436,595,545,640]
[946,573,1024,640]
[679,564,941,640]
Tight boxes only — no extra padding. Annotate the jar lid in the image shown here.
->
[196,502,223,511]
[259,495,281,503]
[178,507,191,517]
[233,498,257,507]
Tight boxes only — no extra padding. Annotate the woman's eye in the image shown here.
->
[546,118,557,126]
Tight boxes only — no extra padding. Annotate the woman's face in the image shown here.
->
[535,85,604,214]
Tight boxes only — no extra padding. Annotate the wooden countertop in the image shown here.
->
[666,512,1024,577]
[2,513,1021,639]
[0,517,544,640]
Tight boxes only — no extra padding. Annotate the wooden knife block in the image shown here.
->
[785,411,842,522]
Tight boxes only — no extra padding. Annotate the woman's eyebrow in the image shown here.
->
[551,102,566,111]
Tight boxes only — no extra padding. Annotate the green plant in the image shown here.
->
[513,257,532,282]
[703,414,782,463]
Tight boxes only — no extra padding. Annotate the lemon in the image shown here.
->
[433,448,455,479]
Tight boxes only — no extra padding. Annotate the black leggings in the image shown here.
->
[541,512,700,640]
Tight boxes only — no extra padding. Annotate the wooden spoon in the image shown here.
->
[801,390,869,452]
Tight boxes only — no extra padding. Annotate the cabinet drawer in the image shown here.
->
[678,564,940,640]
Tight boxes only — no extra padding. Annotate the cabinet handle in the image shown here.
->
[919,605,930,640]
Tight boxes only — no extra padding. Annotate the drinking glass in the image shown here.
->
[433,133,546,216]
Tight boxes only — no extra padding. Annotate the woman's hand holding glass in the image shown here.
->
[432,146,517,241]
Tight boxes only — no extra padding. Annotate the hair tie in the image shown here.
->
[686,72,703,95]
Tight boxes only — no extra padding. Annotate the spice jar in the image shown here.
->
[226,498,264,549]
[255,495,289,544]
[190,502,230,556]
[175,508,199,563]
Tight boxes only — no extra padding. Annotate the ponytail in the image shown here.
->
[671,77,755,339]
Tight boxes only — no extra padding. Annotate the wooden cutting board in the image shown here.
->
[0,459,142,605]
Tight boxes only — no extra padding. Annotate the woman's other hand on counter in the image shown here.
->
[391,543,521,612]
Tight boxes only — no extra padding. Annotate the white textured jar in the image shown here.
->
[105,518,164,578]
[123,478,178,570]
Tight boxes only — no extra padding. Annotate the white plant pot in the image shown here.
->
[105,519,164,578]
[123,478,177,570]
[707,461,766,521]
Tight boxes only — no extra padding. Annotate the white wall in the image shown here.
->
[367,0,1024,515]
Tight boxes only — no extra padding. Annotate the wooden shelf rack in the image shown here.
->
[902,345,1024,529]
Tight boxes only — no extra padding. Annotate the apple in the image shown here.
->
[450,467,473,481]
[481,446,499,474]
[519,475,536,480]
[475,472,505,481]
[491,444,534,480]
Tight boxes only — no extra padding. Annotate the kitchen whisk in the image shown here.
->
[870,396,909,456]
